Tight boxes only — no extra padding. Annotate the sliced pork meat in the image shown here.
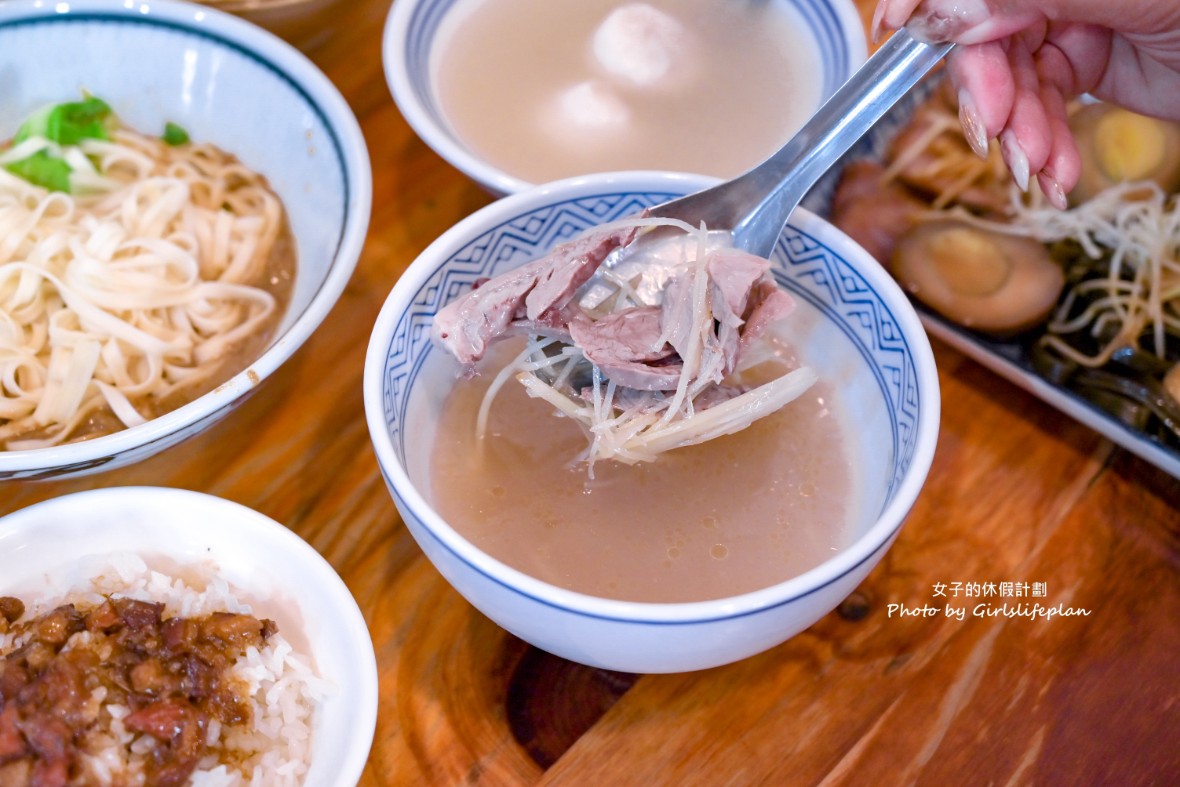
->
[738,279,796,358]
[433,222,638,367]
[562,248,793,392]
[706,248,771,315]
[568,307,681,391]
[433,217,796,395]
[436,217,817,464]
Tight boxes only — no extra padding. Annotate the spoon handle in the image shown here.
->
[648,28,954,257]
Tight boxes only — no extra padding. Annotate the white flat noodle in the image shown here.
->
[32,338,101,425]
[0,123,284,448]
[96,380,147,427]
[0,136,54,165]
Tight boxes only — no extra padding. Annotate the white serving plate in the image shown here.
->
[919,313,1180,479]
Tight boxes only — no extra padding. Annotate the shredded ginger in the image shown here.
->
[432,216,817,467]
[935,182,1180,368]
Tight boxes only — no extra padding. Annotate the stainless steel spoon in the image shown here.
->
[552,29,953,384]
[583,28,954,308]
[654,27,952,255]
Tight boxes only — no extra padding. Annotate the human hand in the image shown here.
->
[873,0,1180,208]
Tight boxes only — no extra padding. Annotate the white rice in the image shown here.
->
[0,552,332,786]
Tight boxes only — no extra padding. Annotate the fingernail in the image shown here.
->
[1000,131,1030,192]
[908,0,992,41]
[958,89,990,159]
[871,1,887,45]
[1038,172,1068,210]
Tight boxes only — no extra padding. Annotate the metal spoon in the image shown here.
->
[583,28,954,308]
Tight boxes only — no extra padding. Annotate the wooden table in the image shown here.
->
[3,1,1178,783]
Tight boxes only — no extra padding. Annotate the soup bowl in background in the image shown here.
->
[383,0,868,195]
[0,0,371,480]
[364,171,940,673]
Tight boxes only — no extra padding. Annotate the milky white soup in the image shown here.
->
[431,340,856,603]
[432,0,824,182]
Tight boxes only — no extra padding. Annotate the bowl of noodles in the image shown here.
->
[364,170,940,673]
[0,486,378,784]
[0,0,371,480]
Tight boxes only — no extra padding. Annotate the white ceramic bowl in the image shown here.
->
[0,0,371,480]
[364,171,940,673]
[383,0,868,195]
[0,486,378,786]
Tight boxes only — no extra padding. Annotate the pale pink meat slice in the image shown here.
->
[432,223,637,367]
[432,223,796,394]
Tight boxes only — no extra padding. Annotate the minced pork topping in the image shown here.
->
[0,595,276,786]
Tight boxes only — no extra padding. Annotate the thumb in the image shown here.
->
[876,0,1043,45]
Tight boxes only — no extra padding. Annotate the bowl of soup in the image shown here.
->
[0,0,371,480]
[384,0,868,195]
[364,171,940,673]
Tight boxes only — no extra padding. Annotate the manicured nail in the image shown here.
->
[1038,172,1068,210]
[958,89,990,159]
[908,0,992,42]
[1000,131,1030,192]
[871,1,887,45]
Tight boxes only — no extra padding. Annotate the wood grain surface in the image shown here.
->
[2,1,1178,784]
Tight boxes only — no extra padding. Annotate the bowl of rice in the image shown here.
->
[0,486,377,785]
[0,0,371,480]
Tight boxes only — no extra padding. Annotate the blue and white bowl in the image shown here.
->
[0,0,371,480]
[383,0,868,195]
[364,171,939,673]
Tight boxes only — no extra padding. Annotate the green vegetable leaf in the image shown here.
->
[4,150,73,192]
[14,97,114,146]
[5,96,119,191]
[12,105,53,144]
[162,121,190,146]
